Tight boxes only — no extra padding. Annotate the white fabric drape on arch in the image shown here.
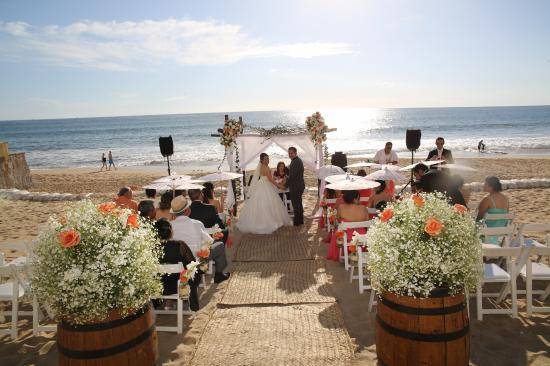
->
[235,133,319,171]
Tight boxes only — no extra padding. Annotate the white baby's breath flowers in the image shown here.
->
[30,201,163,324]
[366,192,482,298]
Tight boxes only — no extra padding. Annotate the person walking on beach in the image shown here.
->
[286,147,305,226]
[478,140,486,153]
[108,150,117,171]
[100,153,107,171]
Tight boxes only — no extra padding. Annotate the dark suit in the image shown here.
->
[189,201,225,229]
[286,156,305,225]
[426,148,454,164]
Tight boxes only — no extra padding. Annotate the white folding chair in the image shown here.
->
[476,246,522,320]
[484,212,515,223]
[367,208,378,216]
[516,223,550,250]
[339,220,374,271]
[0,265,27,340]
[153,263,193,333]
[355,246,377,312]
[479,225,516,249]
[518,246,550,315]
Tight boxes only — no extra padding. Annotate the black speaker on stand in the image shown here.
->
[159,136,174,176]
[406,129,421,187]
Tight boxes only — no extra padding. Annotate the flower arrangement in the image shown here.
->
[30,201,163,324]
[219,118,244,148]
[305,111,328,146]
[210,224,224,241]
[366,192,482,298]
[178,261,200,298]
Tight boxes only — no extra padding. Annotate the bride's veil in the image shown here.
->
[246,162,262,200]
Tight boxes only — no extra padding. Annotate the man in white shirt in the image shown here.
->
[373,142,398,165]
[170,196,229,283]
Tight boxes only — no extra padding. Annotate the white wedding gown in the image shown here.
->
[237,175,292,235]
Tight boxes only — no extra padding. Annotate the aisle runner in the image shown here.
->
[219,260,336,305]
[233,226,318,262]
[190,221,355,365]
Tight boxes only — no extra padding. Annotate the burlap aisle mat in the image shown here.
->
[189,303,355,366]
[219,260,335,306]
[233,226,318,262]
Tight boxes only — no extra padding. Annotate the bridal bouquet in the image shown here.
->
[220,118,244,148]
[30,201,162,324]
[366,193,482,298]
[305,111,328,146]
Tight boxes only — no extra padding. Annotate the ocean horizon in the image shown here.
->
[2,105,550,171]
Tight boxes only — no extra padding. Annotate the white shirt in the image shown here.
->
[374,149,398,164]
[171,215,214,254]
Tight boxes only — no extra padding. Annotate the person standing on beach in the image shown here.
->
[108,150,117,171]
[100,153,107,171]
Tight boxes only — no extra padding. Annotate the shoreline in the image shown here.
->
[28,154,550,175]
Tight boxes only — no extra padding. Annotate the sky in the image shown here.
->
[0,0,549,120]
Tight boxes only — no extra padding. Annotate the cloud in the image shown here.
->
[164,95,187,102]
[0,19,352,70]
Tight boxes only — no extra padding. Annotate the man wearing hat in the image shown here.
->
[170,196,229,283]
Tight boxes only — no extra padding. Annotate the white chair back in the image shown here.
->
[479,225,516,247]
[518,223,550,248]
[339,220,374,271]
[484,212,515,222]
[367,208,378,215]
[159,263,184,274]
[325,198,337,205]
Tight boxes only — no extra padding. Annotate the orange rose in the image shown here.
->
[196,248,210,259]
[412,194,425,208]
[380,208,394,223]
[424,218,444,237]
[348,245,357,253]
[454,204,467,214]
[59,229,81,248]
[99,202,116,214]
[212,232,224,240]
[335,231,345,238]
[126,214,139,228]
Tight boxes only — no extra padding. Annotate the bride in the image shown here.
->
[237,153,292,234]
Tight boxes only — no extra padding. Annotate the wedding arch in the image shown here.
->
[214,113,335,207]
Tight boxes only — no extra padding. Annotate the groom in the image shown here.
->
[286,146,305,226]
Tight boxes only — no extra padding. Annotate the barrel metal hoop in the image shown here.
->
[57,324,155,359]
[59,304,150,332]
[376,315,469,342]
[379,297,466,315]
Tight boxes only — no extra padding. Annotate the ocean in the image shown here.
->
[1,106,549,171]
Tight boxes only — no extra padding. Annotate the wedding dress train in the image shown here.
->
[237,174,291,235]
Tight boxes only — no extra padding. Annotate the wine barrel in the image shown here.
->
[57,304,157,366]
[376,290,469,366]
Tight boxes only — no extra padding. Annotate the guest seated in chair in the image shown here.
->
[476,176,509,222]
[138,200,156,222]
[202,182,224,214]
[156,191,175,221]
[170,196,229,283]
[155,219,200,311]
[368,180,393,209]
[114,187,138,212]
[337,190,369,222]
[188,189,225,229]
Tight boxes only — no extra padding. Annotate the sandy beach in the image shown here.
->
[1,156,549,365]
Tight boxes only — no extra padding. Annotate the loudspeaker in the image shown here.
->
[159,136,174,157]
[331,152,348,172]
[406,130,421,151]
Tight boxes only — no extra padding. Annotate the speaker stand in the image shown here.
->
[166,156,171,176]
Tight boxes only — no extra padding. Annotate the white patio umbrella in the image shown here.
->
[143,181,204,191]
[345,162,379,169]
[325,174,364,183]
[399,160,445,171]
[153,174,193,183]
[366,167,407,182]
[371,163,402,171]
[438,164,477,172]
[198,171,243,182]
[326,178,381,191]
[316,165,345,179]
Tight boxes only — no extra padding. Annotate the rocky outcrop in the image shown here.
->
[0,152,32,189]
